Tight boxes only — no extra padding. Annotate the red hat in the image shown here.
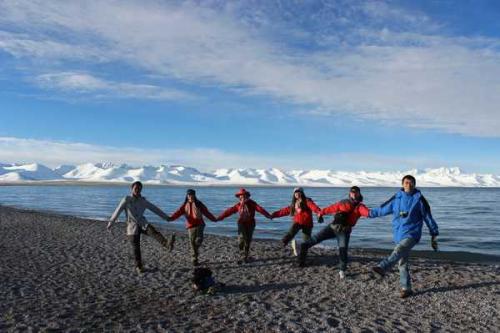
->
[235,188,251,198]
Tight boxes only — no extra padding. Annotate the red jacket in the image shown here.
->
[217,199,272,226]
[319,199,369,227]
[271,198,321,227]
[170,200,217,229]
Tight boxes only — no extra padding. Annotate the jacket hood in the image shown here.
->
[396,188,421,198]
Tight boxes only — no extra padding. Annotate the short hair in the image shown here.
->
[131,181,143,189]
[401,175,416,185]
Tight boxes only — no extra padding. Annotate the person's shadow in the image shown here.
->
[415,281,500,296]
[221,282,305,295]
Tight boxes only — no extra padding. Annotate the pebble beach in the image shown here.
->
[1,205,499,332]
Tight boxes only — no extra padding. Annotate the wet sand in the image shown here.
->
[0,205,499,332]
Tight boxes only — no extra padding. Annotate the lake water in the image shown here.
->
[1,185,499,256]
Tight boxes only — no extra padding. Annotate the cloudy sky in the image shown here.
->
[1,0,499,172]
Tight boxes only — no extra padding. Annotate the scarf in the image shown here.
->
[185,201,201,219]
[238,200,252,221]
[294,198,304,215]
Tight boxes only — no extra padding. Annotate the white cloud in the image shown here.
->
[1,1,500,136]
[1,136,492,173]
[34,72,192,100]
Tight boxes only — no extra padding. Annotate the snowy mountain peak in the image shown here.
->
[0,163,498,187]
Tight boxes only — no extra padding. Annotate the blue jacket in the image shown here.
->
[369,189,439,243]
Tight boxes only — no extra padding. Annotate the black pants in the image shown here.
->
[128,225,169,269]
[282,223,312,246]
[301,224,351,271]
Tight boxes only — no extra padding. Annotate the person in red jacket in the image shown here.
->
[298,186,370,278]
[170,189,217,266]
[217,188,272,263]
[271,187,322,251]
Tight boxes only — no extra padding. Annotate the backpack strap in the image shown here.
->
[380,194,396,208]
[420,195,431,214]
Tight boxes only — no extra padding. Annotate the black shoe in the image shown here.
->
[372,266,385,277]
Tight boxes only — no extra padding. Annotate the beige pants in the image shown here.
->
[188,225,205,261]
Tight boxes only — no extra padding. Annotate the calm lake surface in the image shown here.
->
[1,185,499,256]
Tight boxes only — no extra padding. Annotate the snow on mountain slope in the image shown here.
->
[0,163,62,181]
[53,165,76,176]
[0,163,499,187]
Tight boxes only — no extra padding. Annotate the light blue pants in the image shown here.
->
[378,237,417,290]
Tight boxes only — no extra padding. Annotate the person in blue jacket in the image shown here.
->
[369,175,439,298]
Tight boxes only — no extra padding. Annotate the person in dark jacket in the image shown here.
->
[369,175,439,298]
[271,187,321,252]
[298,186,369,278]
[170,189,217,266]
[217,188,272,263]
[107,181,175,274]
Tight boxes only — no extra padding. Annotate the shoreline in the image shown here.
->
[1,204,499,331]
[2,203,499,264]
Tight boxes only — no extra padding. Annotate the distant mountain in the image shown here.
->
[0,163,62,181]
[1,163,499,187]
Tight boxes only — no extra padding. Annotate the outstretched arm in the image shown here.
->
[144,199,170,221]
[217,204,239,221]
[170,204,185,221]
[108,197,127,227]
[369,197,395,218]
[357,204,370,217]
[255,203,272,219]
[271,206,290,219]
[307,199,321,215]
[200,202,217,222]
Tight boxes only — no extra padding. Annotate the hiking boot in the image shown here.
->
[339,270,346,279]
[400,289,414,298]
[135,266,145,274]
[281,239,288,248]
[372,266,385,277]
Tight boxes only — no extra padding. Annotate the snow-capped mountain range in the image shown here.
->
[1,162,499,187]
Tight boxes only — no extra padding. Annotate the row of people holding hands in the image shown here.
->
[108,175,438,298]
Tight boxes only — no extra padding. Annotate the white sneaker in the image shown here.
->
[291,239,298,256]
[339,270,346,279]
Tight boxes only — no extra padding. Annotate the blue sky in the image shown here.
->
[0,0,499,173]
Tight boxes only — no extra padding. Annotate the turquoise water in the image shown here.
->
[1,185,499,256]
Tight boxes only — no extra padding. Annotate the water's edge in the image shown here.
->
[2,203,499,265]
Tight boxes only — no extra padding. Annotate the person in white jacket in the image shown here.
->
[107,181,175,273]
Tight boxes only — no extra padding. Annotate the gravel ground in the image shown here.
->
[0,205,499,332]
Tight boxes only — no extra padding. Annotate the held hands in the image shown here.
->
[431,236,438,251]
